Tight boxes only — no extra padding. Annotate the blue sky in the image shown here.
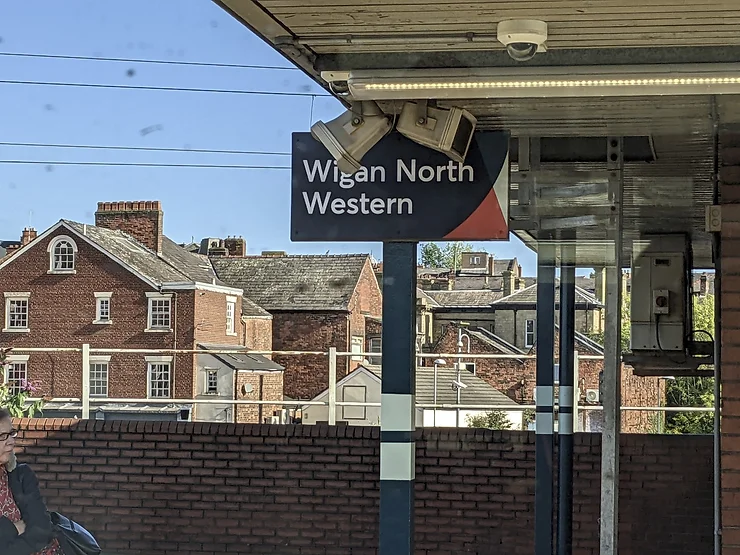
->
[0,0,538,274]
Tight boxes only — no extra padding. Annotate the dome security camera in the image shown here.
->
[497,19,548,62]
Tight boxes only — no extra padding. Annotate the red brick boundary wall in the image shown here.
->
[14,419,712,555]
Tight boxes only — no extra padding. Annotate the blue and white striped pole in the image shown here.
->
[535,241,556,555]
[379,241,417,555]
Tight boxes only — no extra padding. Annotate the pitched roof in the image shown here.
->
[416,288,440,307]
[210,254,371,311]
[426,289,503,308]
[362,365,515,406]
[62,221,228,287]
[466,327,526,355]
[492,282,602,307]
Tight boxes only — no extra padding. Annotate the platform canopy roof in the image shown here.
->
[215,0,740,268]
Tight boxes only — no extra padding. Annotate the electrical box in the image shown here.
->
[630,234,691,352]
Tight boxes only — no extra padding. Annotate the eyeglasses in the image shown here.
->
[0,430,18,442]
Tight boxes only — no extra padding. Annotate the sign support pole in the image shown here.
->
[379,241,417,555]
[558,241,577,555]
[535,239,557,555]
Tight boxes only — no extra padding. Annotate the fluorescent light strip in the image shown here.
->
[343,64,740,100]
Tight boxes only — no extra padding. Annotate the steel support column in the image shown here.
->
[379,241,417,555]
[558,242,577,555]
[535,240,557,555]
[599,137,624,555]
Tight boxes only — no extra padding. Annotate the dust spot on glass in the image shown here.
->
[44,104,54,111]
[84,211,93,219]
[140,124,163,136]
[0,37,4,44]
[8,183,16,190]
[45,165,54,172]
[183,144,192,150]
[210,20,218,28]
[126,68,136,78]
[299,84,312,93]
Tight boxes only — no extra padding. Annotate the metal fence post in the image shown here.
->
[328,347,337,425]
[81,343,90,420]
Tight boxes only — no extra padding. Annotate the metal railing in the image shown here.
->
[4,344,712,428]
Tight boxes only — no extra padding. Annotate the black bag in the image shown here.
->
[49,511,101,555]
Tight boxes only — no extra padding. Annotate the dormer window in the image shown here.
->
[48,235,78,274]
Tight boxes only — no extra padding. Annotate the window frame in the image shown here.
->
[145,292,172,332]
[341,384,367,420]
[525,318,536,348]
[205,368,219,395]
[94,292,113,324]
[226,296,237,336]
[3,292,30,333]
[47,235,78,274]
[350,335,364,361]
[89,355,111,397]
[146,356,173,399]
[4,354,29,395]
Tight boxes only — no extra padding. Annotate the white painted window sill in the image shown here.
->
[2,328,30,333]
[47,270,76,275]
[145,328,171,333]
[93,320,113,325]
[226,332,238,337]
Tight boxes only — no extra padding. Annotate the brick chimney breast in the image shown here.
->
[95,200,164,254]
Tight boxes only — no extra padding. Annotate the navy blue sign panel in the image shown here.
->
[290,131,510,242]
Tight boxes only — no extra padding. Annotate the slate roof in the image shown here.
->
[62,221,228,287]
[492,282,602,307]
[425,289,503,308]
[466,327,526,355]
[210,254,371,311]
[416,288,440,307]
[197,343,284,371]
[362,365,515,406]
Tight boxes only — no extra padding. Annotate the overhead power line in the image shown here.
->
[0,160,290,169]
[0,141,291,157]
[0,51,300,71]
[0,80,330,98]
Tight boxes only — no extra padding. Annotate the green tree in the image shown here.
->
[420,242,475,270]
[0,348,45,418]
[466,410,513,430]
[664,293,715,434]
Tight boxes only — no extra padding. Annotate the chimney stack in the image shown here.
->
[700,272,708,296]
[95,201,164,254]
[224,237,247,257]
[21,227,37,246]
[502,269,515,297]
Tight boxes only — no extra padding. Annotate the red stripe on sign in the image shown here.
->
[443,187,507,240]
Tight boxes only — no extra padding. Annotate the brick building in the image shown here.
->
[430,322,661,433]
[211,253,383,399]
[0,201,282,423]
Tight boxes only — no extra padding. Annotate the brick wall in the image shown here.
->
[193,290,243,346]
[720,127,740,555]
[271,311,349,399]
[235,372,284,423]
[13,419,712,555]
[347,259,383,371]
[243,316,273,352]
[431,323,660,433]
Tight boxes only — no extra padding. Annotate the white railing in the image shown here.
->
[5,344,711,428]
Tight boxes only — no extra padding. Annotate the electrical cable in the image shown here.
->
[0,51,300,71]
[0,141,290,157]
[0,79,330,98]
